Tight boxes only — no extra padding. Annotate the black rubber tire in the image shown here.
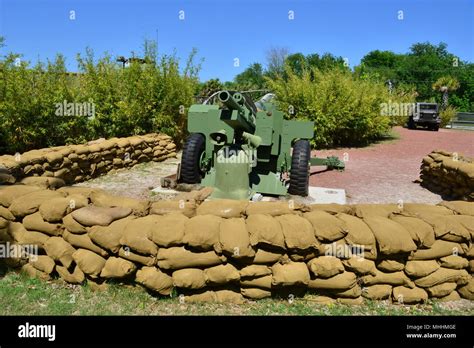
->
[432,125,439,131]
[407,117,416,129]
[288,139,310,196]
[180,133,205,184]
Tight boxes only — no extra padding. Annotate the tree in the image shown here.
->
[265,47,289,78]
[432,76,460,108]
[234,63,266,90]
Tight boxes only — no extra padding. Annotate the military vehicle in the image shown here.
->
[408,102,440,131]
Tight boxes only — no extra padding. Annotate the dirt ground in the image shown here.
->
[77,126,473,204]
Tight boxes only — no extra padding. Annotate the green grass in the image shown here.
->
[1,272,472,316]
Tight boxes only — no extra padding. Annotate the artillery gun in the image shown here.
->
[178,90,344,200]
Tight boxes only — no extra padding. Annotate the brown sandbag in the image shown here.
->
[246,214,285,249]
[438,201,474,216]
[392,286,428,304]
[135,266,173,295]
[310,203,351,214]
[72,206,132,227]
[90,191,150,216]
[215,289,244,304]
[451,215,474,240]
[303,211,348,242]
[416,214,471,243]
[120,218,159,256]
[57,186,105,199]
[240,274,272,289]
[39,195,88,222]
[156,246,223,270]
[241,287,271,299]
[56,265,85,284]
[252,248,285,264]
[0,206,15,220]
[172,268,206,289]
[307,256,344,278]
[322,285,362,299]
[181,290,217,303]
[29,255,55,274]
[361,284,392,300]
[63,230,108,257]
[389,215,435,248]
[245,201,309,216]
[337,296,364,305]
[196,199,247,218]
[63,213,87,234]
[342,257,377,276]
[151,213,187,247]
[240,265,272,278]
[218,218,255,259]
[426,282,457,298]
[150,200,196,218]
[72,249,106,277]
[119,247,155,266]
[457,278,474,300]
[363,216,416,255]
[376,259,405,272]
[414,268,470,288]
[351,204,399,218]
[308,271,357,290]
[183,215,221,251]
[88,216,136,253]
[339,213,377,259]
[361,270,415,288]
[100,257,137,278]
[23,212,63,236]
[404,260,440,278]
[276,214,318,251]
[439,255,469,269]
[306,295,336,305]
[21,263,51,281]
[438,291,461,302]
[0,185,41,207]
[20,177,65,189]
[204,263,240,285]
[9,189,65,218]
[401,203,455,216]
[8,222,49,247]
[410,240,464,260]
[44,237,76,268]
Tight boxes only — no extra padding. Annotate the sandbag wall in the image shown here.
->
[0,184,473,304]
[420,150,474,201]
[0,133,177,186]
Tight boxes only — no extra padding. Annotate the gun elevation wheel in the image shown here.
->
[181,133,205,184]
[288,139,310,196]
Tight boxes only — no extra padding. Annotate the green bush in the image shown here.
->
[439,105,457,128]
[266,67,415,147]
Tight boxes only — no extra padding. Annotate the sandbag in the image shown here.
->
[135,266,173,295]
[150,200,196,218]
[183,215,221,251]
[438,291,461,302]
[172,268,206,289]
[457,279,474,300]
[90,191,150,216]
[57,186,105,199]
[401,203,454,216]
[23,212,63,236]
[337,296,364,305]
[339,213,377,258]
[241,287,271,299]
[240,265,272,278]
[119,247,155,266]
[252,248,285,264]
[120,218,159,256]
[342,257,377,276]
[156,247,223,270]
[0,185,41,207]
[181,290,217,303]
[414,268,470,288]
[29,255,55,274]
[303,211,348,242]
[9,189,65,218]
[308,271,357,290]
[87,216,135,253]
[21,263,51,281]
[63,213,87,234]
[151,213,187,247]
[310,203,351,214]
[20,177,65,189]
[0,206,15,220]
[416,214,471,242]
[306,295,336,304]
[63,230,108,257]
[363,216,416,255]
[72,249,106,277]
[100,257,137,278]
[439,255,469,269]
[307,256,344,278]
[404,260,440,278]
[389,215,435,248]
[215,289,244,304]
[361,284,392,300]
[245,201,309,216]
[44,237,76,268]
[376,259,405,272]
[426,282,457,298]
[39,195,88,222]
[276,214,318,251]
[361,270,415,288]
[204,263,240,285]
[240,274,272,289]
[451,215,474,240]
[218,218,255,259]
[8,222,49,247]
[392,286,428,304]
[322,285,362,299]
[351,204,399,218]
[56,265,85,284]
[246,214,285,249]
[72,206,132,226]
[271,261,310,287]
[438,201,474,216]
[196,199,247,218]
[410,240,464,260]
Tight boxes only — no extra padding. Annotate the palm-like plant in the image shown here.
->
[432,76,460,108]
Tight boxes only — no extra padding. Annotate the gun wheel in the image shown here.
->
[181,133,205,184]
[288,139,310,196]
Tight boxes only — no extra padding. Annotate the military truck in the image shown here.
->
[407,102,440,131]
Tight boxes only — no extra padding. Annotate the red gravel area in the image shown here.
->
[310,127,474,204]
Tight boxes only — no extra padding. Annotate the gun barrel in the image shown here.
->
[218,91,244,114]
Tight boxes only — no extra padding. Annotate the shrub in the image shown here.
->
[439,105,457,128]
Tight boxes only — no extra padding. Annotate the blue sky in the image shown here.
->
[1,0,473,81]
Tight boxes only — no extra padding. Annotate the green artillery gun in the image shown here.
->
[178,90,344,200]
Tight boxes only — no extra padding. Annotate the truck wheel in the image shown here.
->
[432,125,439,131]
[181,133,205,184]
[408,117,416,129]
[288,139,310,196]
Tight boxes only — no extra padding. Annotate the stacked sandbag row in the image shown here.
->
[1,185,473,304]
[420,150,474,201]
[0,133,177,186]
